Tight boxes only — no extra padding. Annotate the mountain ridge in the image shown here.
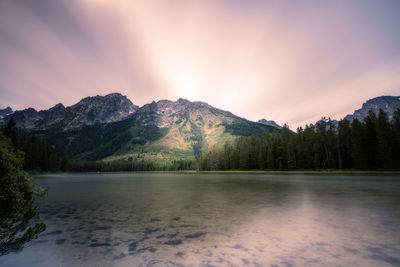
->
[0,93,277,163]
[2,93,399,164]
[1,93,138,130]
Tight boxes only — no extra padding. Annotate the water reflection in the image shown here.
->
[1,173,400,266]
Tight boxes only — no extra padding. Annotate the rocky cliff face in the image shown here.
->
[1,93,138,130]
[0,106,13,118]
[127,98,275,158]
[64,93,138,129]
[257,119,282,129]
[135,98,236,127]
[345,96,400,122]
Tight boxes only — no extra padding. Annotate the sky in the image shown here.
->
[0,0,400,129]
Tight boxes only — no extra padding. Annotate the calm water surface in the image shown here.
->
[1,173,400,266]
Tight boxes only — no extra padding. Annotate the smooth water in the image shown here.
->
[1,173,400,266]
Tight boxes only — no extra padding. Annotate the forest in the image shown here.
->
[2,120,67,172]
[199,109,400,171]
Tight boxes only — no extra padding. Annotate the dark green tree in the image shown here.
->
[351,118,366,169]
[258,142,266,170]
[303,125,317,169]
[364,111,378,169]
[287,137,296,170]
[392,109,400,168]
[266,137,276,170]
[223,141,233,170]
[277,124,290,170]
[239,138,249,170]
[376,109,392,168]
[247,132,259,169]
[338,118,352,168]
[0,133,47,255]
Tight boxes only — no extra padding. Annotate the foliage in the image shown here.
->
[0,133,47,255]
[68,158,195,172]
[189,120,204,158]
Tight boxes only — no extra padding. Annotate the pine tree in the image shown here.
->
[351,118,366,169]
[392,109,400,168]
[258,143,266,170]
[338,118,352,168]
[364,111,378,169]
[376,109,392,168]
[266,138,275,170]
[239,138,249,170]
[287,137,296,170]
[220,141,228,169]
[276,125,290,170]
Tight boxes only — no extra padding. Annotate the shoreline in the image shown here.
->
[31,170,400,175]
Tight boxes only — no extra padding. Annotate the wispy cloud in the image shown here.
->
[1,0,399,128]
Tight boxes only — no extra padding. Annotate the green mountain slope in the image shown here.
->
[33,98,278,164]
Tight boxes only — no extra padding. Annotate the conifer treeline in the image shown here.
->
[69,159,194,172]
[2,119,67,172]
[2,109,399,172]
[198,109,400,171]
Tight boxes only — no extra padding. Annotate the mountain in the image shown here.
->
[345,96,400,122]
[257,119,282,129]
[0,106,12,118]
[0,94,277,164]
[3,93,398,165]
[315,95,400,129]
[1,93,138,130]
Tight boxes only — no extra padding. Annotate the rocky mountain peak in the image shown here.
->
[134,98,237,128]
[70,93,136,111]
[47,103,65,114]
[313,95,400,130]
[63,93,138,128]
[345,95,400,122]
[0,106,13,118]
[50,103,65,110]
[0,93,139,130]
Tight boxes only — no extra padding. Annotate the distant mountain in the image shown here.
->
[345,96,400,122]
[0,94,277,163]
[0,106,12,118]
[315,95,400,129]
[1,93,138,130]
[257,119,282,129]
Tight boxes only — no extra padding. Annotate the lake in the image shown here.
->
[1,173,400,266]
